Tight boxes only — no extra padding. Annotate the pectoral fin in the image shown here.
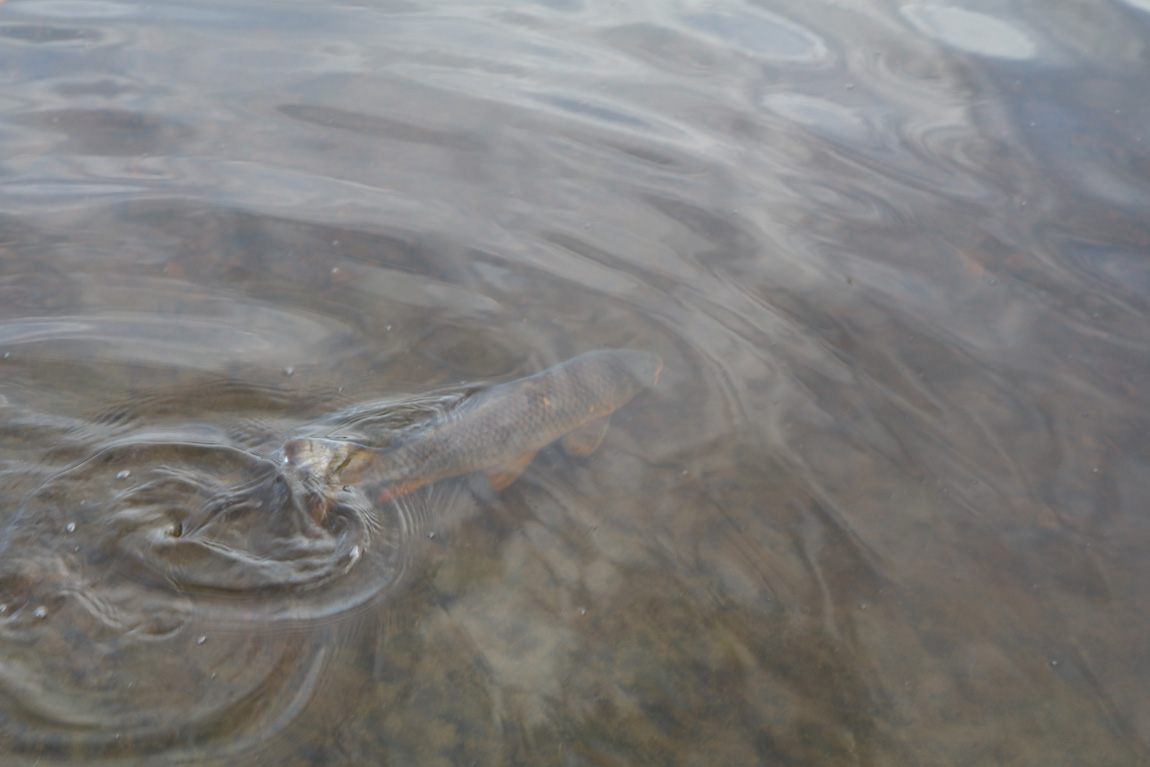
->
[560,416,611,457]
[486,450,537,492]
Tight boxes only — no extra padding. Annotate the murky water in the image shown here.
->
[1,0,1148,764]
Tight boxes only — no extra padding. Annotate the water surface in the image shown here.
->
[1,0,1148,764]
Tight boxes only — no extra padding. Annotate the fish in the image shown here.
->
[284,348,662,523]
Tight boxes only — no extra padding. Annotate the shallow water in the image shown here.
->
[1,0,1149,764]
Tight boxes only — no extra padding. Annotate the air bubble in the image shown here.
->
[65,522,76,533]
[33,606,47,619]
[196,636,207,645]
[116,470,130,480]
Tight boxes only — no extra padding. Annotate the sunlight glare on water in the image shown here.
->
[0,0,1148,765]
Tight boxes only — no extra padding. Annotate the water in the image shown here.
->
[1,0,1148,764]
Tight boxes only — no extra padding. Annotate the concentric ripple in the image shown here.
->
[0,434,428,760]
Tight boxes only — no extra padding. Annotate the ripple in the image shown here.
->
[0,0,1146,762]
[12,108,195,156]
[901,4,1037,60]
[279,103,487,152]
[0,442,330,757]
[764,92,876,147]
[599,23,718,75]
[679,8,827,62]
[527,92,655,130]
[0,418,474,759]
[761,84,1008,204]
[0,310,335,371]
[0,25,102,45]
[15,0,139,21]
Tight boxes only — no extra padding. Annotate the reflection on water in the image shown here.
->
[1,0,1149,764]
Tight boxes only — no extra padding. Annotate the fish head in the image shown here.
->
[284,438,357,484]
[283,437,365,524]
[603,349,662,407]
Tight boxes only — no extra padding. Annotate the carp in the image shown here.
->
[284,349,661,523]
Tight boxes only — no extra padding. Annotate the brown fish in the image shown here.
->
[285,349,662,522]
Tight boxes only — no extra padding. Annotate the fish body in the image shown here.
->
[285,349,661,521]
